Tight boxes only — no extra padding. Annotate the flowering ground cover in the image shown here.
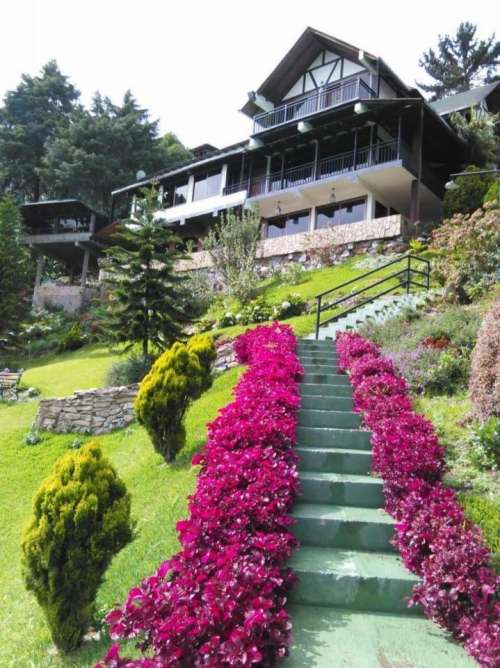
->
[336,332,499,667]
[98,323,302,666]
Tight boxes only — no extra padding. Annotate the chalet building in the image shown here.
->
[22,199,109,312]
[111,28,477,272]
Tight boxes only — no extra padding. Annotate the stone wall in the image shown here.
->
[175,214,403,272]
[35,385,138,435]
[33,284,99,314]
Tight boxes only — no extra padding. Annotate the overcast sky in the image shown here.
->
[1,0,497,150]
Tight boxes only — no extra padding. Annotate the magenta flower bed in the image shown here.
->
[97,323,302,667]
[336,332,499,667]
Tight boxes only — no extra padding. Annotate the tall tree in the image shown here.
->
[100,186,193,357]
[450,109,500,166]
[41,92,190,216]
[0,61,79,201]
[418,22,500,100]
[0,197,32,334]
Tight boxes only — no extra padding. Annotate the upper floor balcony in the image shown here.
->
[252,76,376,134]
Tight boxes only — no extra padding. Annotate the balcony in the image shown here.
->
[224,139,403,198]
[252,77,376,134]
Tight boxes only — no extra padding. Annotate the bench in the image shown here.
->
[0,369,24,401]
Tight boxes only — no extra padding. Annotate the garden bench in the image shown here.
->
[0,369,24,401]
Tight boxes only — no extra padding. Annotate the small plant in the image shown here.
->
[469,417,500,470]
[281,262,305,285]
[134,334,216,462]
[469,301,500,421]
[273,293,307,319]
[409,238,427,254]
[21,441,133,653]
[24,428,42,446]
[459,494,500,571]
[183,270,216,317]
[57,322,88,353]
[106,354,153,387]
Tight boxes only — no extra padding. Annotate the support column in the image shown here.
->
[89,213,96,234]
[309,206,317,232]
[187,174,195,202]
[366,192,376,220]
[81,248,90,288]
[265,155,272,193]
[312,139,319,180]
[409,179,419,224]
[397,113,402,159]
[220,163,228,196]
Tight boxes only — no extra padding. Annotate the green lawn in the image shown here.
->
[0,344,241,667]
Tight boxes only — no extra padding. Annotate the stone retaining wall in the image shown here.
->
[35,385,138,435]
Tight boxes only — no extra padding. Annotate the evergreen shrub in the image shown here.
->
[469,301,500,421]
[21,441,133,653]
[134,334,216,462]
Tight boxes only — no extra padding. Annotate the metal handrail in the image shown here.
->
[314,254,431,339]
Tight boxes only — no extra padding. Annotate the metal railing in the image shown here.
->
[223,139,401,197]
[253,77,376,133]
[314,254,431,339]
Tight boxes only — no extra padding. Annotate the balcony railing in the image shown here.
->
[223,139,401,197]
[253,77,376,134]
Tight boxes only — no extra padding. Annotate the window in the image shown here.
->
[266,211,310,238]
[316,198,366,228]
[193,169,222,201]
[173,180,189,206]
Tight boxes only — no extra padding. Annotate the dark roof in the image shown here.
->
[240,27,413,117]
[191,143,218,158]
[430,82,500,116]
[21,199,108,229]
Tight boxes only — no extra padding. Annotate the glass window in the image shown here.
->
[193,169,222,201]
[316,198,366,228]
[173,180,189,206]
[266,211,310,238]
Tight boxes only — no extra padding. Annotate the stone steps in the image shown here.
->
[300,383,352,397]
[296,446,371,475]
[299,471,384,507]
[297,426,372,450]
[300,395,353,411]
[298,408,360,429]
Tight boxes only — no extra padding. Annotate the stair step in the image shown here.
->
[299,471,383,507]
[297,426,371,450]
[300,383,352,397]
[292,503,394,551]
[297,446,371,475]
[301,363,339,374]
[288,545,418,614]
[284,605,475,667]
[302,373,350,386]
[298,409,360,429]
[300,395,353,411]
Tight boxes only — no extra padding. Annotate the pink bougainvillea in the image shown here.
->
[336,331,500,668]
[97,323,302,667]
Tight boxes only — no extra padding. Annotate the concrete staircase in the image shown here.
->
[306,292,430,340]
[285,339,474,667]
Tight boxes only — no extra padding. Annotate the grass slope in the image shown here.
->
[0,344,241,667]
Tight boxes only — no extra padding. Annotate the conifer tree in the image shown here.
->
[0,197,31,334]
[101,186,192,357]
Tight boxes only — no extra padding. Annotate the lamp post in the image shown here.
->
[445,169,500,190]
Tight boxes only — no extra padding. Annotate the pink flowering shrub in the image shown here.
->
[337,331,500,668]
[97,323,302,667]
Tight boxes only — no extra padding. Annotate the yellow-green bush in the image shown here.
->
[460,494,500,571]
[134,333,216,462]
[21,441,133,653]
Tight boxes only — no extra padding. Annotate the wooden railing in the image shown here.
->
[252,77,376,134]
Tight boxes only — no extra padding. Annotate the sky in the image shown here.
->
[1,0,497,150]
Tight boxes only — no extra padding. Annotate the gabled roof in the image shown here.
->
[430,82,500,116]
[240,27,413,117]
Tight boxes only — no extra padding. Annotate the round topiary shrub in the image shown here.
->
[134,333,216,462]
[469,300,500,421]
[21,441,133,653]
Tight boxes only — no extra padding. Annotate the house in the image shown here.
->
[430,81,500,122]
[112,27,470,271]
[22,199,109,312]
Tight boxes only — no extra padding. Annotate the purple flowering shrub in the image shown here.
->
[336,332,500,668]
[97,323,302,667]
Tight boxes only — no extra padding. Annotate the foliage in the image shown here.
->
[183,270,217,317]
[0,61,79,201]
[431,205,500,303]
[337,332,500,667]
[408,238,427,254]
[134,334,216,462]
[272,292,308,319]
[469,417,500,470]
[57,321,88,352]
[157,132,193,169]
[100,186,192,357]
[460,494,500,571]
[450,110,500,167]
[442,166,495,218]
[280,261,306,285]
[21,441,133,653]
[417,22,500,100]
[204,207,262,303]
[469,301,500,420]
[0,197,32,335]
[98,324,301,666]
[218,293,308,329]
[105,354,153,387]
[484,178,500,205]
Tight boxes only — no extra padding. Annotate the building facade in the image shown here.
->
[112,28,470,271]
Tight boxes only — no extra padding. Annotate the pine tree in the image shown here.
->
[0,197,31,334]
[101,186,192,357]
[0,61,79,201]
[418,22,500,100]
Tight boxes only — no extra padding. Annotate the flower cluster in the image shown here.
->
[337,332,499,667]
[97,323,302,667]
